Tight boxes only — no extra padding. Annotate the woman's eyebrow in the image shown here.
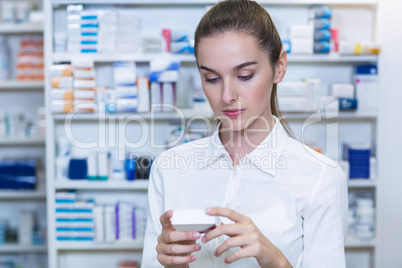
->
[199,66,219,74]
[233,61,257,70]
[200,61,258,74]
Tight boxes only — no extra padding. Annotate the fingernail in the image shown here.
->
[196,244,201,251]
[193,232,200,239]
[191,255,196,261]
[201,236,206,243]
[224,259,228,264]
[214,251,218,257]
[206,208,213,214]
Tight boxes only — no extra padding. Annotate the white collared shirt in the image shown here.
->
[142,118,348,268]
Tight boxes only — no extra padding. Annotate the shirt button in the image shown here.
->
[217,236,224,243]
[224,202,231,208]
[232,170,238,177]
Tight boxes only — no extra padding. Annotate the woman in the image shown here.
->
[142,0,348,267]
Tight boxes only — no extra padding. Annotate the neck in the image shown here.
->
[219,114,276,166]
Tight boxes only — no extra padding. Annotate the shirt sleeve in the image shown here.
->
[300,164,348,268]
[141,156,165,268]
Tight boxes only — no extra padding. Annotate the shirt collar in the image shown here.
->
[200,116,289,177]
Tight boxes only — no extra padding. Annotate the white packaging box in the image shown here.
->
[51,100,73,113]
[171,210,219,233]
[137,78,150,112]
[278,96,311,112]
[116,98,138,113]
[74,89,95,101]
[51,77,74,89]
[74,70,95,80]
[289,25,313,39]
[162,83,176,112]
[56,157,70,180]
[290,39,313,54]
[105,205,116,242]
[277,81,308,96]
[151,82,162,112]
[332,84,355,98]
[116,203,133,241]
[114,62,136,86]
[87,151,98,180]
[355,74,378,111]
[93,206,104,242]
[97,151,108,180]
[74,80,96,89]
[116,86,138,99]
[19,211,34,245]
[51,89,73,100]
[305,78,322,110]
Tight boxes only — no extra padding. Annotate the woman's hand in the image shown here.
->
[156,210,202,268]
[202,207,292,268]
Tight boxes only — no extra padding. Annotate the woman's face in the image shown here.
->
[197,32,286,132]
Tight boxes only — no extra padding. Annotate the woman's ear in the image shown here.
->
[273,49,287,84]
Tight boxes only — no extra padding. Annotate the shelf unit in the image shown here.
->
[0,80,44,91]
[52,52,377,64]
[0,136,45,146]
[0,23,43,34]
[56,242,144,251]
[0,244,47,253]
[50,0,377,6]
[51,109,376,122]
[0,191,46,200]
[45,1,379,267]
[0,8,46,265]
[54,180,149,191]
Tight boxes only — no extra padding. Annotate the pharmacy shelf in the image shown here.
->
[52,109,376,122]
[0,80,44,91]
[287,54,378,63]
[53,109,214,122]
[50,0,377,6]
[0,190,46,200]
[52,53,196,63]
[345,237,376,248]
[55,179,149,191]
[283,110,377,120]
[0,23,43,34]
[0,244,47,253]
[56,242,143,251]
[52,53,377,64]
[55,179,375,191]
[348,179,376,188]
[0,136,45,146]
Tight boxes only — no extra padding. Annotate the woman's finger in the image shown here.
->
[157,242,202,256]
[224,246,257,264]
[160,230,201,244]
[214,235,252,257]
[160,210,174,230]
[157,254,197,266]
[206,207,251,224]
[202,223,252,243]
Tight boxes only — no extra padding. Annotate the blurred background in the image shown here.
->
[0,0,400,267]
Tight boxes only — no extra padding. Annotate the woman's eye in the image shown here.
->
[238,74,253,81]
[205,77,220,84]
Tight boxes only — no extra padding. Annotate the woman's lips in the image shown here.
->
[222,109,245,118]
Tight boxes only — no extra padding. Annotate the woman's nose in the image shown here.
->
[222,80,237,105]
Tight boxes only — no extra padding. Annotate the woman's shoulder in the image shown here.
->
[284,137,342,172]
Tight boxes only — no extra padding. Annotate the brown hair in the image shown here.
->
[194,0,294,137]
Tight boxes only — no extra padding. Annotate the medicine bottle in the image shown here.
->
[0,36,10,80]
[355,196,375,239]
